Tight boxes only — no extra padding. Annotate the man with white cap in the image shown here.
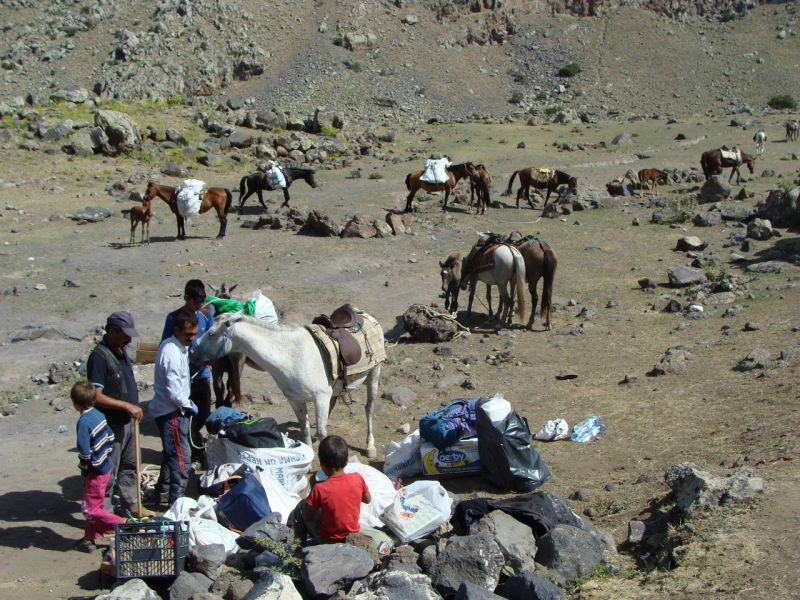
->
[86,311,153,518]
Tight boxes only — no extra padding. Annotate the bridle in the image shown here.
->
[192,318,236,363]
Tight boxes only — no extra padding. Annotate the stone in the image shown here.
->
[403,305,458,342]
[229,131,254,149]
[96,578,160,600]
[435,375,462,390]
[386,212,407,235]
[169,571,213,600]
[454,580,505,600]
[300,210,341,236]
[675,236,707,251]
[162,162,189,178]
[649,346,693,376]
[300,544,373,598]
[432,534,504,596]
[471,510,537,574]
[10,323,83,342]
[95,109,141,152]
[627,520,646,544]
[746,218,773,241]
[63,128,96,156]
[374,219,394,238]
[48,362,73,384]
[555,370,577,380]
[188,594,224,600]
[756,187,800,228]
[535,524,603,583]
[611,132,633,145]
[734,348,772,371]
[720,205,756,222]
[342,214,378,238]
[241,570,302,600]
[638,278,656,290]
[693,211,722,227]
[697,176,731,204]
[51,86,89,103]
[237,516,292,550]
[382,386,416,408]
[665,463,763,515]
[503,571,565,600]
[366,570,438,599]
[188,543,227,580]
[666,265,707,287]
[72,206,112,222]
[745,261,785,274]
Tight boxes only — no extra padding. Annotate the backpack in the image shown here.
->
[419,399,478,450]
[216,471,271,531]
[222,417,284,449]
[205,406,248,435]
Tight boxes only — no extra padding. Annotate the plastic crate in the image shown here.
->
[115,519,189,580]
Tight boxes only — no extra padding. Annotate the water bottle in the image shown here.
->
[57,424,67,434]
[571,416,605,443]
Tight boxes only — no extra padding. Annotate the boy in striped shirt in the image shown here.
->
[72,381,125,551]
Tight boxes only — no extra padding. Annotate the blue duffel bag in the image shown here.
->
[216,471,270,531]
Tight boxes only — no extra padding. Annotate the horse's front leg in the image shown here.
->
[293,398,312,446]
[176,215,185,240]
[442,189,449,212]
[364,364,381,459]
[257,190,267,210]
[527,278,539,330]
[280,188,290,208]
[405,190,416,213]
[465,279,477,319]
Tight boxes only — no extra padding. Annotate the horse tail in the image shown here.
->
[540,246,557,325]
[238,176,247,200]
[512,249,526,321]
[506,170,519,195]
[224,189,233,214]
[405,173,412,191]
[700,153,709,179]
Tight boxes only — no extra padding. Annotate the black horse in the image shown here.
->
[238,166,318,211]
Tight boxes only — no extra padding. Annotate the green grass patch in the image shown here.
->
[319,123,338,137]
[344,59,362,72]
[767,95,797,110]
[558,62,582,77]
[373,96,397,108]
[507,69,528,84]
[333,35,345,47]
[509,91,524,105]
[665,195,697,224]
[368,172,383,180]
[544,105,559,116]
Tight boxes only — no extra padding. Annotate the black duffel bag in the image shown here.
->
[222,417,284,448]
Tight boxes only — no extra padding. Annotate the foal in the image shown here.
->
[129,196,152,245]
[637,168,669,196]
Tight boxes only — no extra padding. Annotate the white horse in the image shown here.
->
[191,313,384,458]
[460,244,526,327]
[753,130,767,157]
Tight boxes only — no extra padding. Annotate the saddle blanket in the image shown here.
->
[306,308,386,384]
[420,158,451,184]
[720,148,741,163]
[266,166,287,189]
[176,179,205,216]
[533,167,554,184]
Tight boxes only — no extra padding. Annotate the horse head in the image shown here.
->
[143,181,157,202]
[306,169,319,188]
[191,312,241,364]
[741,152,755,173]
[568,176,578,193]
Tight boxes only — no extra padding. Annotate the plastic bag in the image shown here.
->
[383,430,423,480]
[534,418,570,441]
[380,480,452,543]
[476,398,550,492]
[163,497,198,521]
[345,460,399,528]
[251,468,300,525]
[189,517,240,556]
[571,416,605,443]
[216,471,271,531]
[249,289,278,324]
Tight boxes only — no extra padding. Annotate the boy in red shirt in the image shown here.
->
[301,435,371,543]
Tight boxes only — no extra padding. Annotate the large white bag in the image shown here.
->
[206,436,313,495]
[252,467,301,525]
[382,429,423,480]
[380,480,452,543]
[345,460,399,528]
[250,289,278,324]
[163,496,240,556]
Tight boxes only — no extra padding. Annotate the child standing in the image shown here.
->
[300,435,371,543]
[72,381,125,551]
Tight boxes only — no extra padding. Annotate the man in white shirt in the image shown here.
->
[150,309,199,507]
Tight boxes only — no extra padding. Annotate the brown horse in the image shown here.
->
[515,239,557,331]
[506,168,578,211]
[637,168,669,196]
[404,162,475,212]
[129,196,152,246]
[143,181,232,240]
[469,164,492,215]
[785,121,799,142]
[699,148,755,184]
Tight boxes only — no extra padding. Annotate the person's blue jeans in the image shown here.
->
[155,411,190,506]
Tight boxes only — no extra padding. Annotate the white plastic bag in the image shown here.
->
[534,418,570,441]
[252,467,300,525]
[206,436,313,495]
[479,393,511,423]
[163,497,198,521]
[380,480,452,543]
[250,289,278,324]
[176,179,205,216]
[266,165,287,189]
[345,460,399,528]
[189,517,240,556]
[383,429,423,479]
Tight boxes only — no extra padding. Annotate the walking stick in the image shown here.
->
[133,418,143,517]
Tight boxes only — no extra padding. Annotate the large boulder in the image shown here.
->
[756,187,800,227]
[96,578,159,600]
[350,570,439,600]
[649,346,694,376]
[95,109,142,153]
[697,176,731,204]
[431,534,505,596]
[535,524,603,583]
[470,510,537,574]
[666,265,707,287]
[301,210,341,236]
[403,304,459,343]
[664,463,764,515]
[168,571,212,600]
[746,218,774,241]
[62,128,96,156]
[341,214,378,238]
[301,544,373,598]
[503,571,565,600]
[241,570,302,600]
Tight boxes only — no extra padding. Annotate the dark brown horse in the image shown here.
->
[143,181,232,240]
[404,162,475,212]
[506,167,578,211]
[516,239,557,330]
[238,166,318,211]
[700,148,755,184]
[637,168,669,196]
[469,164,492,215]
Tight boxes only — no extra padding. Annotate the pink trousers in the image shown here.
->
[83,470,125,542]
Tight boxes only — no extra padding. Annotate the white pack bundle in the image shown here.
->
[382,429,423,479]
[176,179,205,216]
[266,165,287,189]
[250,289,278,324]
[344,460,399,528]
[420,158,451,184]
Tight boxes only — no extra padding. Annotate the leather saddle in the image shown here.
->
[312,304,364,376]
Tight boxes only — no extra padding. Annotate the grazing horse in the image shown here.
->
[516,239,557,331]
[506,167,578,211]
[700,148,755,184]
[129,196,152,246]
[460,244,526,328]
[637,168,669,196]
[191,312,384,458]
[238,166,318,211]
[785,121,799,142]
[469,164,492,215]
[404,162,475,212]
[439,252,493,316]
[753,130,767,157]
[143,181,232,240]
